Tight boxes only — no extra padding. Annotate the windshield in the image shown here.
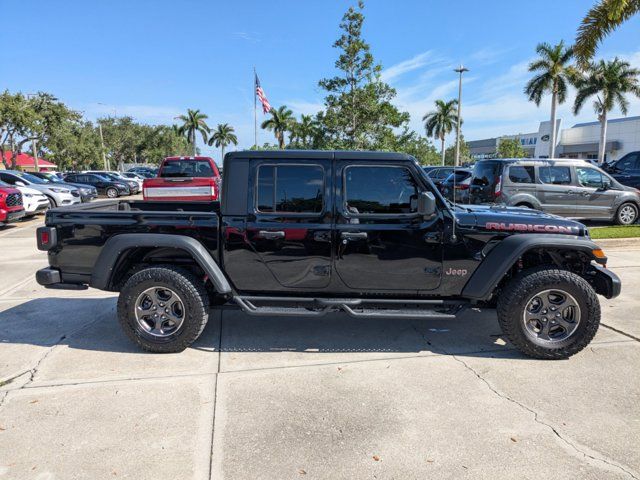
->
[14,171,47,184]
[161,160,216,178]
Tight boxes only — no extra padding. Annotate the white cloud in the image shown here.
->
[380,51,437,82]
[84,103,183,124]
[287,100,324,116]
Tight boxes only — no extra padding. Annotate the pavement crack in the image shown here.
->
[601,323,640,342]
[452,354,639,480]
[409,322,639,480]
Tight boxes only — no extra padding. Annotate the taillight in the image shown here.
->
[455,184,470,190]
[494,175,502,197]
[37,226,57,251]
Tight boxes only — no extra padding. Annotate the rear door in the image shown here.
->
[537,165,577,216]
[334,158,443,293]
[610,153,640,188]
[241,158,333,290]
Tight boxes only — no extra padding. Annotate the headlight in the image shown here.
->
[49,187,70,194]
[24,193,33,198]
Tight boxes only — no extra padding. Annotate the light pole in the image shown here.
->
[26,93,39,172]
[454,65,469,167]
[97,103,116,170]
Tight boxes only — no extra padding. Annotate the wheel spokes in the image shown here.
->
[523,289,581,343]
[134,287,186,338]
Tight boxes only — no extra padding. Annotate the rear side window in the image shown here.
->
[256,164,324,213]
[539,166,571,185]
[471,162,501,186]
[161,160,217,178]
[345,166,419,215]
[616,154,639,171]
[508,166,535,184]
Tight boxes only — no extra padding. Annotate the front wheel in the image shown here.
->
[497,267,600,359]
[117,265,210,353]
[615,202,638,225]
[106,187,118,198]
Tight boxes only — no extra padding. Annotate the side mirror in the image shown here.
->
[418,191,437,217]
[15,181,26,187]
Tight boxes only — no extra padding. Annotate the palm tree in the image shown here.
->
[207,123,238,160]
[524,41,575,158]
[573,57,640,165]
[422,100,459,166]
[261,105,294,149]
[575,0,640,67]
[291,114,316,148]
[176,109,210,156]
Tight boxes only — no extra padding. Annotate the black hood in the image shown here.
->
[455,204,587,237]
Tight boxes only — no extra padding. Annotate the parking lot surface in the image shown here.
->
[1,214,639,479]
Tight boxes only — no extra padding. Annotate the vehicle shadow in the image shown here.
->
[0,297,522,359]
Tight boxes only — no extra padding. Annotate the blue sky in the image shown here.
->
[2,0,639,157]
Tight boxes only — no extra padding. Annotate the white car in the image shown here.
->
[120,172,145,190]
[15,185,49,216]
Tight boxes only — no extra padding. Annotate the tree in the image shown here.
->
[261,105,294,149]
[524,41,576,158]
[290,114,318,149]
[391,128,440,165]
[176,109,210,156]
[139,125,192,164]
[44,120,102,170]
[208,123,238,159]
[422,99,459,166]
[575,0,640,66]
[573,57,640,164]
[496,137,527,158]
[98,116,144,169]
[444,135,472,166]
[318,1,408,150]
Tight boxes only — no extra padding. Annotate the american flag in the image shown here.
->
[255,73,272,114]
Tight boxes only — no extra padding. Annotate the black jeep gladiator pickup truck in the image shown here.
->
[35,150,621,359]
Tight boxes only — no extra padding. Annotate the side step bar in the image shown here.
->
[233,295,466,319]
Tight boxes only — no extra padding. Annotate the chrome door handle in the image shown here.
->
[341,232,368,241]
[258,230,285,239]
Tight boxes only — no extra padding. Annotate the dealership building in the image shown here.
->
[468,115,640,162]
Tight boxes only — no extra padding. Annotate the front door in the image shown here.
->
[574,166,618,219]
[334,159,443,294]
[242,159,333,290]
[537,165,577,216]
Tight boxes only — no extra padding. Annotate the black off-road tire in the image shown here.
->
[117,265,210,353]
[497,267,600,359]
[615,202,638,225]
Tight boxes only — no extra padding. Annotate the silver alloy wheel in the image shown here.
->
[619,204,637,225]
[107,188,118,198]
[522,289,581,343]
[134,287,186,337]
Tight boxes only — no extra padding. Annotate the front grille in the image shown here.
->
[71,190,80,197]
[6,193,22,207]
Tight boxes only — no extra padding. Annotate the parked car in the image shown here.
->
[13,184,49,216]
[84,171,140,195]
[120,172,145,190]
[128,166,157,177]
[468,158,640,225]
[423,166,454,189]
[0,183,25,226]
[0,170,81,208]
[35,149,621,360]
[30,171,98,203]
[143,156,221,201]
[604,151,640,189]
[440,168,472,203]
[63,173,130,198]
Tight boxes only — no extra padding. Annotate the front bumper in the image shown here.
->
[0,208,25,224]
[590,265,622,299]
[81,192,98,202]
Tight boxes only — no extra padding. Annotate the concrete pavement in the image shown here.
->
[0,216,638,479]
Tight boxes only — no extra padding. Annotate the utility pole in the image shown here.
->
[98,122,108,170]
[254,67,257,149]
[454,65,469,167]
[32,139,39,172]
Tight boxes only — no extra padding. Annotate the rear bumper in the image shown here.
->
[36,268,88,290]
[591,265,621,299]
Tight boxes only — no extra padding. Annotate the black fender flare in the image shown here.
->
[90,233,232,293]
[461,234,604,301]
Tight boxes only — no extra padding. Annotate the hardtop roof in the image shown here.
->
[225,150,415,162]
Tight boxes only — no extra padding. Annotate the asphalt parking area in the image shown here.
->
[1,217,639,479]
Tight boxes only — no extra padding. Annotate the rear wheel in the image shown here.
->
[117,265,210,353]
[615,202,638,225]
[106,187,118,198]
[497,267,600,359]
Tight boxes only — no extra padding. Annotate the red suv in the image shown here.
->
[0,184,25,226]
[143,156,221,201]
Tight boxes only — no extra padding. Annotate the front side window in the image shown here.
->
[345,166,419,215]
[539,166,571,185]
[256,164,324,213]
[508,166,535,184]
[576,167,610,188]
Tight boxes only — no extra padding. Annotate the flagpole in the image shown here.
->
[253,67,257,149]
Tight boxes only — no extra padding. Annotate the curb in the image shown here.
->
[593,237,640,250]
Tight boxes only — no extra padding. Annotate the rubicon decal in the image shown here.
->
[485,222,580,234]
